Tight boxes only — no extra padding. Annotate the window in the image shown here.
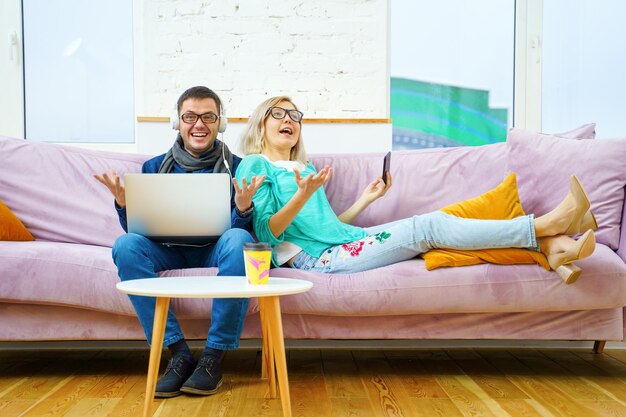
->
[541,0,626,137]
[23,0,134,143]
[390,0,515,149]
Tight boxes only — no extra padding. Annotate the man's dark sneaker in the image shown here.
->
[180,353,223,395]
[154,354,196,398]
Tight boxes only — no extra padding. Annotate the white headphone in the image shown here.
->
[170,104,228,133]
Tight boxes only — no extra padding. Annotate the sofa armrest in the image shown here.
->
[618,188,626,263]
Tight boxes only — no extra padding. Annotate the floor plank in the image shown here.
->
[484,350,601,417]
[542,350,626,404]
[446,349,529,400]
[385,350,449,399]
[329,397,375,417]
[495,399,557,417]
[322,350,367,398]
[353,350,418,417]
[410,398,465,417]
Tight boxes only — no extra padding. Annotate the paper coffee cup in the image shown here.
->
[243,242,272,285]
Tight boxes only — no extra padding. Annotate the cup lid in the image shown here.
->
[243,241,271,250]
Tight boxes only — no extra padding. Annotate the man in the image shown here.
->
[95,86,264,398]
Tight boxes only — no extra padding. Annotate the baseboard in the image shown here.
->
[1,339,624,351]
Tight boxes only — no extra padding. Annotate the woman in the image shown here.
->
[236,96,597,283]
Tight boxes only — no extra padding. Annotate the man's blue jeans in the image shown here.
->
[112,228,254,350]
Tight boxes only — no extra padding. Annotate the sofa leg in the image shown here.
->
[592,340,606,354]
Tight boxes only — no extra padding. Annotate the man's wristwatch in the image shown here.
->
[236,202,254,217]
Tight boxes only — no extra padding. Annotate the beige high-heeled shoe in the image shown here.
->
[579,210,599,233]
[564,176,596,235]
[547,229,596,284]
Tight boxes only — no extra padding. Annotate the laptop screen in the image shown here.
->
[124,173,232,244]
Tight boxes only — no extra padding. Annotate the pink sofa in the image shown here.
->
[1,133,626,349]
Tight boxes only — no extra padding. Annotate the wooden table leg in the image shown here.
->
[264,296,291,417]
[143,296,170,417]
[260,297,268,379]
[259,297,276,397]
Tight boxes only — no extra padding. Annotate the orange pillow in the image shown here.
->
[422,173,549,270]
[0,199,35,241]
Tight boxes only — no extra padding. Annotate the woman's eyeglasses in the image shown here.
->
[265,107,304,123]
[180,112,219,124]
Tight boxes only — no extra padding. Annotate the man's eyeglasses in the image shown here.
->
[180,111,219,125]
[265,107,304,123]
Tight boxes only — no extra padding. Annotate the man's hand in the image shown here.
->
[233,175,266,213]
[293,166,332,199]
[94,171,126,208]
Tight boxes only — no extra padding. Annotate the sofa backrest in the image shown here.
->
[0,136,507,246]
[310,142,507,228]
[7,133,622,254]
[0,136,149,247]
[618,191,626,262]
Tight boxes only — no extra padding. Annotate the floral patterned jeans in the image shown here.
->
[290,211,538,273]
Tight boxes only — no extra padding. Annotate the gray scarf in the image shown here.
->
[158,135,234,174]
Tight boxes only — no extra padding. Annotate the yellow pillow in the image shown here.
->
[421,173,549,270]
[0,199,35,241]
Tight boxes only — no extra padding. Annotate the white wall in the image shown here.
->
[131,0,391,154]
[135,0,389,119]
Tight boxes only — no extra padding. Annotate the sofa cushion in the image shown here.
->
[270,244,626,316]
[3,240,623,319]
[505,128,626,249]
[558,122,596,139]
[0,241,258,317]
[0,199,34,241]
[422,173,549,270]
[0,136,149,247]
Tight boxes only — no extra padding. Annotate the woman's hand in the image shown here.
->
[293,166,333,199]
[267,166,332,238]
[338,172,392,224]
[358,172,392,205]
[94,171,126,208]
[233,175,266,213]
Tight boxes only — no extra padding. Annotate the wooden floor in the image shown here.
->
[1,347,626,417]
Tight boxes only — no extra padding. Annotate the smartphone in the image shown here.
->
[382,151,391,185]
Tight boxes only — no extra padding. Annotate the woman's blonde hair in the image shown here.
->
[239,96,308,164]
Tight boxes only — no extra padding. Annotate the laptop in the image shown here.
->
[124,173,232,244]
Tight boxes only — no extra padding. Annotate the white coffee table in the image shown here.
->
[116,276,313,417]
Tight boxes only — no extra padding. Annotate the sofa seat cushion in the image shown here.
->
[2,241,624,319]
[269,244,626,316]
[0,241,258,317]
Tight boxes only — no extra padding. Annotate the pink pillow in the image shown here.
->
[556,123,596,139]
[505,127,626,249]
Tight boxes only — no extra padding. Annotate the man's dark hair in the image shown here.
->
[176,86,222,115]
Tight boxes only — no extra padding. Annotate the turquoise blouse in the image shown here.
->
[236,154,366,265]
